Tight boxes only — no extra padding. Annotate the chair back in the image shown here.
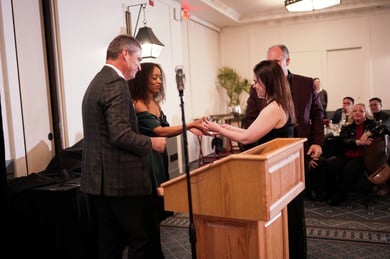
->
[364,135,390,184]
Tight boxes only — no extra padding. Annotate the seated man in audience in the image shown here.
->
[369,97,390,130]
[332,96,354,124]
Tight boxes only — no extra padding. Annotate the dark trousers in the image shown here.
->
[307,157,329,198]
[90,194,164,259]
[287,157,312,259]
[327,156,371,196]
[287,191,307,259]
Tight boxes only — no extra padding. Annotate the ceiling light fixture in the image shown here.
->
[285,0,341,12]
[126,3,164,59]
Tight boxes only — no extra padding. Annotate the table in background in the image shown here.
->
[195,113,244,166]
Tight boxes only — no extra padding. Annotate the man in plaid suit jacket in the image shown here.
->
[81,35,166,259]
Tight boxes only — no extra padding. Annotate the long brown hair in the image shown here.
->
[128,62,166,104]
[253,60,296,124]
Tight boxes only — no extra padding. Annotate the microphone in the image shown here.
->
[175,66,185,93]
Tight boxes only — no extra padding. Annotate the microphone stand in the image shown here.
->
[178,89,197,259]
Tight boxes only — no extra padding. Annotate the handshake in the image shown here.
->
[189,116,228,137]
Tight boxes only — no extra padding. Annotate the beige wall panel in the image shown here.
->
[13,0,53,176]
[370,13,390,107]
[327,48,367,110]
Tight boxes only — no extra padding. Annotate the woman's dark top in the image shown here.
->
[241,100,294,150]
[256,101,295,145]
[137,111,170,188]
[256,117,294,145]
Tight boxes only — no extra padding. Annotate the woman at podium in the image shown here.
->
[204,60,296,145]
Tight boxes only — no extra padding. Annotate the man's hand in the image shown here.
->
[307,144,322,158]
[151,137,166,153]
[308,157,320,169]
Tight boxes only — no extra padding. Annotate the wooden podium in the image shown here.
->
[161,138,307,259]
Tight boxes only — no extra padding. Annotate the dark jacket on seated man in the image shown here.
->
[373,110,390,130]
[331,108,347,124]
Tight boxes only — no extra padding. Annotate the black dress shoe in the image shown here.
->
[309,190,318,200]
[330,197,342,206]
[330,193,346,206]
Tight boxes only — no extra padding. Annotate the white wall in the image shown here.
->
[2,1,390,178]
[55,0,182,147]
[0,0,221,177]
[54,0,209,166]
[1,0,53,177]
[52,0,224,166]
[220,9,390,112]
[181,18,222,160]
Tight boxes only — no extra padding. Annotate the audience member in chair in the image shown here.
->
[204,60,296,150]
[128,62,206,221]
[369,97,390,130]
[331,96,354,124]
[327,103,377,206]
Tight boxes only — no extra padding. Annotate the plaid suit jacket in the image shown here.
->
[81,66,152,196]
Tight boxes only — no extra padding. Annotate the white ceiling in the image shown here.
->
[180,0,390,27]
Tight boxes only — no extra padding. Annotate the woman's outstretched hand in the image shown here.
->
[204,119,222,135]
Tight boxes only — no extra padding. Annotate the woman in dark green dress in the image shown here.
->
[128,62,205,221]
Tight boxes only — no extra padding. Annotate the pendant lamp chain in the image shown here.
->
[142,4,147,27]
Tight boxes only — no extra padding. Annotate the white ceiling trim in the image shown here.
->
[184,0,390,27]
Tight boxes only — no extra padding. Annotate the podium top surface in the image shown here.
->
[163,138,306,186]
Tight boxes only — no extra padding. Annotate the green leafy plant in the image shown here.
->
[217,66,251,106]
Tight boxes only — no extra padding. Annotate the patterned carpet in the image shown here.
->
[305,193,390,245]
[160,193,390,258]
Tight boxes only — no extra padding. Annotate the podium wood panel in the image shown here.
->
[194,207,288,259]
[162,138,306,221]
[161,138,306,258]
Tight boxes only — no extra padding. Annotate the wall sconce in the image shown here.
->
[126,3,164,59]
[285,0,341,12]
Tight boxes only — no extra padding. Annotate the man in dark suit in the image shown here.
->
[369,97,390,130]
[243,44,324,259]
[81,35,166,259]
[331,96,354,124]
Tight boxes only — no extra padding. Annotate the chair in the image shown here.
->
[223,114,245,153]
[364,135,390,185]
[363,134,390,208]
[192,113,242,167]
[190,129,230,167]
[190,128,210,167]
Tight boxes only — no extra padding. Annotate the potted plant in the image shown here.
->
[216,66,251,114]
